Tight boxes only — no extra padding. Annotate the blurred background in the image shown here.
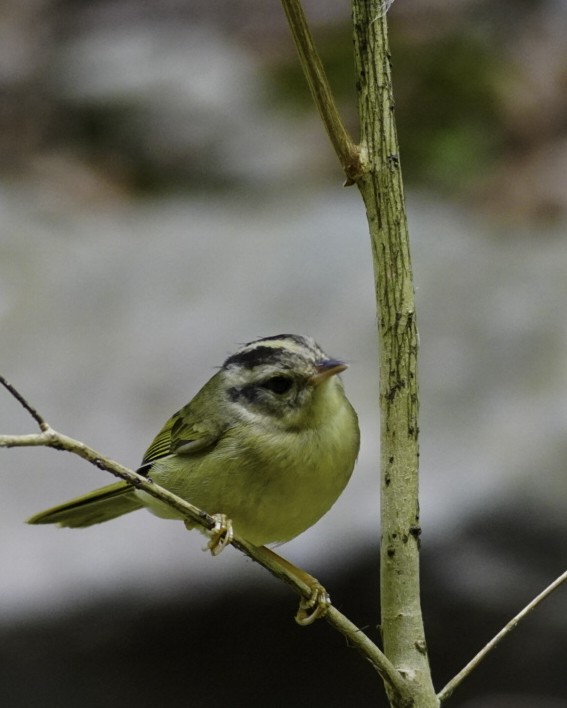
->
[1,0,566,706]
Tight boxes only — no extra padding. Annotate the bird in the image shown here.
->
[28,334,360,550]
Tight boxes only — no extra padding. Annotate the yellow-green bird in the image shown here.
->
[28,334,360,547]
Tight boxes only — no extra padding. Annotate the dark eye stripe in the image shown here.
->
[227,384,260,404]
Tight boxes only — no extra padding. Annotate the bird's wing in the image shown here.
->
[141,380,227,466]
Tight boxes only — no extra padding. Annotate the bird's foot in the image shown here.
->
[295,583,331,626]
[204,513,234,556]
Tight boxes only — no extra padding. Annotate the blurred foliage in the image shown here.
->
[62,103,159,192]
[1,1,563,217]
[266,22,509,193]
[391,30,507,190]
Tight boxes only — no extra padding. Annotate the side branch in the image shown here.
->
[437,570,567,703]
[1,377,49,431]
[280,0,364,182]
[0,378,410,702]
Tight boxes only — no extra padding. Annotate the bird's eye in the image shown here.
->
[261,376,293,394]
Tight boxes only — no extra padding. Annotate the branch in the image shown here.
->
[280,0,364,182]
[0,376,49,431]
[0,376,411,703]
[351,4,438,706]
[437,570,567,703]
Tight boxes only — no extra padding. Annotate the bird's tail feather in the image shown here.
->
[27,481,143,528]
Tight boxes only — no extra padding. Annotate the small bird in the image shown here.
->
[28,334,360,548]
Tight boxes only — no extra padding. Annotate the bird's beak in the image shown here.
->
[310,359,348,386]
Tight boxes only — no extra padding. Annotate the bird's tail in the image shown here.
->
[27,481,144,528]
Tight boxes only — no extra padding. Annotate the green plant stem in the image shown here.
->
[351,5,437,706]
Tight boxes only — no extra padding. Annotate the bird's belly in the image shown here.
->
[140,424,356,546]
[234,443,352,545]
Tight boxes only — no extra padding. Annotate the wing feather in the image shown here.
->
[141,374,227,465]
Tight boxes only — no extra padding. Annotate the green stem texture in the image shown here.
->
[351,4,437,706]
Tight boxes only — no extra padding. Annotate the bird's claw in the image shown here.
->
[295,584,331,626]
[204,513,234,556]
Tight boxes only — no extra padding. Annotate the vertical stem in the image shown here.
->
[351,4,437,706]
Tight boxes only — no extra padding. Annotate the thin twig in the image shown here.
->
[0,381,411,702]
[0,376,49,431]
[437,570,567,703]
[280,0,364,182]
